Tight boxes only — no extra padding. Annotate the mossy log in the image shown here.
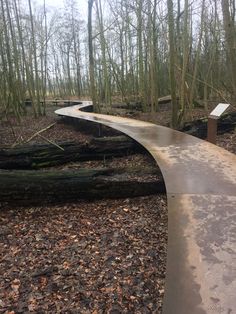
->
[0,136,143,170]
[0,167,165,206]
[181,111,236,139]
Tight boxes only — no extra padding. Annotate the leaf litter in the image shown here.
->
[0,195,167,313]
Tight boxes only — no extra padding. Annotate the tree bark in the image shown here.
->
[221,0,236,97]
[88,0,98,110]
[95,0,111,107]
[167,0,179,128]
[28,0,42,116]
[0,136,143,169]
[0,167,165,206]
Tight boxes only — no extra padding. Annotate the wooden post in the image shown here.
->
[207,103,230,144]
[207,116,218,144]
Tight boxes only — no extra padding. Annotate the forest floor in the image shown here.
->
[0,194,167,313]
[0,103,235,313]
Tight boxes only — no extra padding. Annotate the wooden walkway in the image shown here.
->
[55,101,236,314]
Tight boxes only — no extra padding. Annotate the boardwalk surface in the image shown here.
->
[56,102,236,314]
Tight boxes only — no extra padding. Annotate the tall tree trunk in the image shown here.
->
[13,0,36,116]
[149,0,159,112]
[71,10,82,97]
[137,0,145,110]
[167,0,179,128]
[189,0,205,110]
[28,0,42,116]
[0,0,19,117]
[221,0,236,97]
[88,0,98,111]
[179,0,189,124]
[42,0,47,115]
[96,0,111,107]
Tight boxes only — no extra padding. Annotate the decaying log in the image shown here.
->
[158,95,173,104]
[0,136,143,170]
[111,96,176,109]
[0,166,165,206]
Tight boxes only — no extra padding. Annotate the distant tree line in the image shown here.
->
[0,0,235,127]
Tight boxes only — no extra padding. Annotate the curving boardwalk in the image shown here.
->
[55,101,236,314]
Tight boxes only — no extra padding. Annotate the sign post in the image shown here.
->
[207,103,230,144]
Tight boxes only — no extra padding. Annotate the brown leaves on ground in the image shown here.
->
[0,106,92,148]
[217,130,236,154]
[0,196,167,313]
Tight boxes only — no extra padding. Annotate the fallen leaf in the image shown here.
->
[11,279,20,292]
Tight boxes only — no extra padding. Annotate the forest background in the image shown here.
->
[0,0,235,128]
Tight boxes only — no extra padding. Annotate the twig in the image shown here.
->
[11,132,25,147]
[12,122,56,147]
[36,133,64,151]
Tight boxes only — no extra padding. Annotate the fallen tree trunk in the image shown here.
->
[0,167,165,206]
[0,136,143,170]
[181,111,236,139]
[158,95,178,105]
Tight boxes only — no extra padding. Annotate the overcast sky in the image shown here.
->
[35,0,88,15]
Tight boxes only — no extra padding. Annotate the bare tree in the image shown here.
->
[221,0,236,97]
[167,0,179,128]
[88,0,98,110]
